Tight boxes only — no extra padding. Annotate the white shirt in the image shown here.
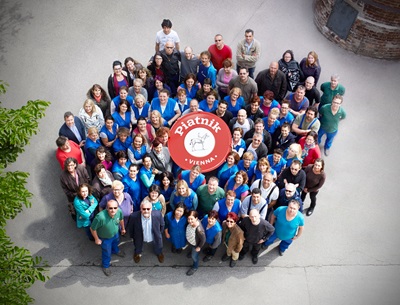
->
[250,180,279,203]
[156,30,180,51]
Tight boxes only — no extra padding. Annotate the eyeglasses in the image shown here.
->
[226,220,235,223]
[108,207,118,210]
[142,208,151,211]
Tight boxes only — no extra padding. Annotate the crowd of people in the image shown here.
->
[56,19,346,277]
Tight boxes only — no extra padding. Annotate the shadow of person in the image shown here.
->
[26,150,280,288]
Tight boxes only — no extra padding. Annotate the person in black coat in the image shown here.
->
[128,200,165,264]
[271,122,296,151]
[59,112,86,146]
[244,132,268,161]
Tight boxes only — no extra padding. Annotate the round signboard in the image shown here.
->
[169,112,231,172]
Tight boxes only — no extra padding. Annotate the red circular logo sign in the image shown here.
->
[169,112,231,172]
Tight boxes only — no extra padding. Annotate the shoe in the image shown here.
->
[252,256,258,264]
[306,208,314,216]
[238,254,245,261]
[203,255,213,262]
[157,253,164,263]
[176,248,182,254]
[186,268,197,276]
[102,267,111,276]
[324,148,330,156]
[133,254,141,263]
[221,254,230,262]
[230,259,236,268]
[171,246,177,253]
[115,250,125,258]
[261,244,269,250]
[279,249,284,256]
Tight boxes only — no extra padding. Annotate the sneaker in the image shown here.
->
[102,267,111,276]
[306,208,314,216]
[221,254,230,262]
[203,255,213,262]
[279,249,284,256]
[324,148,330,156]
[252,256,258,264]
[186,268,197,276]
[115,250,125,258]
[229,259,236,268]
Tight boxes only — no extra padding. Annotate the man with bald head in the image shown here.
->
[255,62,287,102]
[90,200,126,276]
[238,208,274,264]
[160,40,181,95]
[229,109,254,135]
[304,76,321,107]
[182,99,203,116]
[180,46,200,82]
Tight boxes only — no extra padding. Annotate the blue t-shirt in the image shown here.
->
[274,206,304,240]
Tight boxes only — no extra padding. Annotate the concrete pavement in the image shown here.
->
[1,0,400,304]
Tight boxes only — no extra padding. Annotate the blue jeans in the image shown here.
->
[191,245,200,269]
[318,128,338,149]
[264,231,293,253]
[100,233,120,268]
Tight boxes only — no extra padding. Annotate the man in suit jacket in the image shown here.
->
[128,200,165,264]
[59,111,86,146]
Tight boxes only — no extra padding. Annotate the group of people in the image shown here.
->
[56,19,346,277]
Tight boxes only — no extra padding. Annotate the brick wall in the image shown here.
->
[314,0,400,59]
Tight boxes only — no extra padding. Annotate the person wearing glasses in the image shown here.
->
[160,41,181,96]
[208,34,232,72]
[221,212,244,267]
[277,160,306,193]
[318,94,346,156]
[90,199,126,276]
[243,132,268,161]
[107,60,128,99]
[274,183,304,213]
[128,200,165,264]
[99,180,134,227]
